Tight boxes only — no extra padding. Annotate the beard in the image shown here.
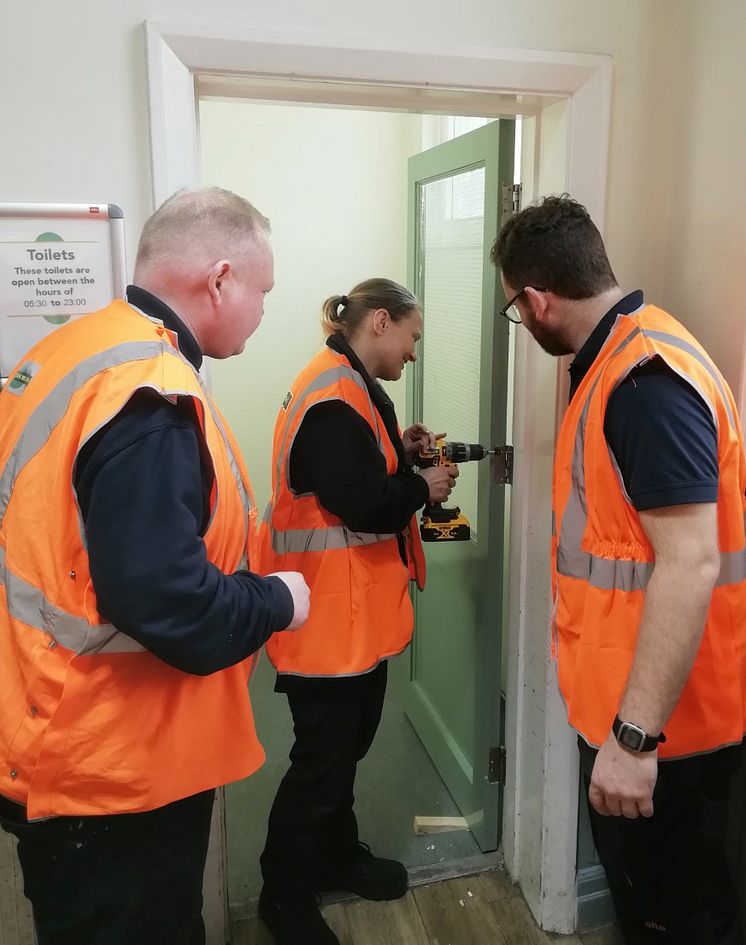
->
[526,320,574,357]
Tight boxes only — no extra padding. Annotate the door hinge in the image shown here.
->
[501,183,522,223]
[491,445,513,485]
[488,746,506,785]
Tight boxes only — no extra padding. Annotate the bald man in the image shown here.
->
[0,188,309,945]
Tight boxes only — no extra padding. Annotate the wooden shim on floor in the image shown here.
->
[413,815,470,835]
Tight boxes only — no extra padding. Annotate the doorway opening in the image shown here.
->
[197,92,553,925]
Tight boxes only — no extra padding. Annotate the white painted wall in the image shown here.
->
[199,100,419,508]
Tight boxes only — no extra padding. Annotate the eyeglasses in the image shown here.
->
[498,286,548,324]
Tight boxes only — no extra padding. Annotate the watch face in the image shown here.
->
[618,723,646,752]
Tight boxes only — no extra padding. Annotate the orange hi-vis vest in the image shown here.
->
[552,304,746,758]
[260,345,426,677]
[0,301,264,819]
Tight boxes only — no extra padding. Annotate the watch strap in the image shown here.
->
[612,715,666,752]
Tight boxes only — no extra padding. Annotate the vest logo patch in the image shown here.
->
[281,391,293,411]
[6,362,39,396]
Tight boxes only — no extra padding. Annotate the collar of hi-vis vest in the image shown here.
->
[568,290,644,400]
[555,305,745,596]
[327,333,406,467]
[120,298,254,532]
[267,345,401,555]
[275,343,391,499]
[126,284,203,370]
[0,303,252,656]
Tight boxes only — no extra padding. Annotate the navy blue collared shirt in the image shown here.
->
[569,291,718,510]
[73,286,294,675]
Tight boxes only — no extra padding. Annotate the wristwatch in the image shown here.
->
[612,715,666,753]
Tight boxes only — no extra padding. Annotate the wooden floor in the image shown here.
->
[232,867,622,945]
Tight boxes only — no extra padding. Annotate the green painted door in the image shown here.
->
[404,120,514,852]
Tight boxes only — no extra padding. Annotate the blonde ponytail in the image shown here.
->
[320,279,419,338]
[320,294,350,336]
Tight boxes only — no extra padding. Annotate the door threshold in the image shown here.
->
[405,848,504,887]
[230,850,505,920]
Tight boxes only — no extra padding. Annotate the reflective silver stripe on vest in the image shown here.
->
[72,383,203,553]
[555,385,598,584]
[641,329,736,432]
[129,304,254,528]
[0,341,170,526]
[195,374,253,522]
[556,332,746,592]
[271,526,396,554]
[718,533,746,587]
[0,546,144,655]
[555,377,656,590]
[275,363,382,494]
[0,337,251,652]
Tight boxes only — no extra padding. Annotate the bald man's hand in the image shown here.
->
[270,571,310,630]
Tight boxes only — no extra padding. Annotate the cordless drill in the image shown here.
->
[418,437,493,542]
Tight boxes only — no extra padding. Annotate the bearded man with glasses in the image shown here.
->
[492,194,746,945]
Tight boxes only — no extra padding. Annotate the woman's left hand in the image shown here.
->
[402,423,444,465]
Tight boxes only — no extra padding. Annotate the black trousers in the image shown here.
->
[579,738,744,944]
[0,788,215,945]
[261,663,388,896]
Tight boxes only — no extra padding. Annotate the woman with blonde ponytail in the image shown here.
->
[319,293,350,335]
[257,278,458,945]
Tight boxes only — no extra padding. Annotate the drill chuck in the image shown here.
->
[444,441,487,463]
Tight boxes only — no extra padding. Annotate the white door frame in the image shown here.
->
[144,21,612,938]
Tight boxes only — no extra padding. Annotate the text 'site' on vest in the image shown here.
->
[552,305,746,758]
[259,346,426,678]
[0,301,264,818]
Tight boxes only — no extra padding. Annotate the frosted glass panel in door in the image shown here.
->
[420,167,485,537]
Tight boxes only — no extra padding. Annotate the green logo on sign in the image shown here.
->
[7,362,39,395]
[36,232,71,325]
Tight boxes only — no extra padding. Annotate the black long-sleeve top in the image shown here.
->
[276,333,429,694]
[73,286,294,676]
[290,334,429,534]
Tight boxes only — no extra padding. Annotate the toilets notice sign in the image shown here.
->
[0,203,126,379]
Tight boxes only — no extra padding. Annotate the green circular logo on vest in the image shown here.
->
[36,232,71,325]
[7,362,36,393]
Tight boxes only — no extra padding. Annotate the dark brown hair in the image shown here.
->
[491,194,617,299]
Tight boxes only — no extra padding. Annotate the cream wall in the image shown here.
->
[4,1,742,397]
[199,100,420,508]
[661,0,746,398]
[6,0,736,383]
[0,0,695,368]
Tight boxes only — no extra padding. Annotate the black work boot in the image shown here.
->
[258,886,340,945]
[323,841,408,900]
